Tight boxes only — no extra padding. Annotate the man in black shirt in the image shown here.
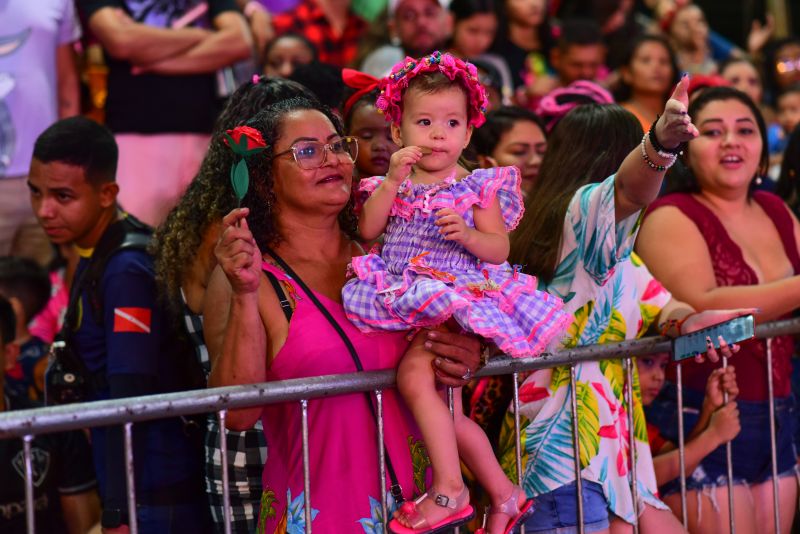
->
[77,0,250,227]
[0,296,100,534]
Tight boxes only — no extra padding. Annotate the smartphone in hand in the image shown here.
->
[672,315,755,361]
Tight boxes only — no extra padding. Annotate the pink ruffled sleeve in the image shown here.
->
[355,175,386,214]
[461,167,524,231]
[358,175,386,195]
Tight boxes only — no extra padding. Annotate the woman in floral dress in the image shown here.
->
[501,79,742,532]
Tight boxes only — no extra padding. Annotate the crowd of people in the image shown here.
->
[2,0,800,533]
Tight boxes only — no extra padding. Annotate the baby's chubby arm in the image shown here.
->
[359,146,424,241]
[436,197,509,264]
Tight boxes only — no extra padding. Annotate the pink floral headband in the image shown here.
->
[376,51,489,128]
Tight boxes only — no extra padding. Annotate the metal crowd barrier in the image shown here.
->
[2,317,799,534]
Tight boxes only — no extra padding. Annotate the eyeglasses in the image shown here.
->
[274,137,359,170]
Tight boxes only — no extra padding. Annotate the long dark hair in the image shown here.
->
[243,98,359,251]
[510,104,643,282]
[151,77,316,307]
[614,34,679,103]
[664,86,769,195]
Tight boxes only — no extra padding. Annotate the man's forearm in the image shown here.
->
[139,14,251,75]
[88,8,209,65]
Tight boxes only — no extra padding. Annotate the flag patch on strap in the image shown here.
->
[113,307,151,334]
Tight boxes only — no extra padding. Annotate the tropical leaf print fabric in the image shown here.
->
[498,175,672,523]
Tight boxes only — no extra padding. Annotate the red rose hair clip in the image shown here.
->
[376,51,489,128]
[222,125,267,205]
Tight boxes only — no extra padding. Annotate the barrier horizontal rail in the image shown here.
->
[1,317,798,440]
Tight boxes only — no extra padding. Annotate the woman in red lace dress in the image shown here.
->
[637,86,800,534]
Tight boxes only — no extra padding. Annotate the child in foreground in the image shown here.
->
[638,353,740,488]
[342,51,571,534]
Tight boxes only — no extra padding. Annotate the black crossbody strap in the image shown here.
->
[264,270,294,322]
[263,247,405,504]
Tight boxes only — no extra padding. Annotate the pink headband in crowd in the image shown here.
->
[535,81,614,133]
[376,51,489,128]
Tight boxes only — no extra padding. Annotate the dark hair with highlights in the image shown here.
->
[510,104,642,282]
[151,77,316,308]
[242,98,359,251]
[664,86,768,196]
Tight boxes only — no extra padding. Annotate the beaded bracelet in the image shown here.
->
[649,116,685,157]
[641,133,677,172]
[658,312,697,337]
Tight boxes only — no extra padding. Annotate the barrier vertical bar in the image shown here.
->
[375,389,388,533]
[447,387,460,534]
[722,356,735,534]
[218,410,232,534]
[766,339,781,533]
[624,359,639,533]
[301,399,312,534]
[569,364,585,534]
[512,372,526,534]
[124,422,138,534]
[23,434,34,534]
[676,363,688,529]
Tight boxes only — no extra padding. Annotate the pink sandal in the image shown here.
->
[388,486,475,534]
[474,485,535,534]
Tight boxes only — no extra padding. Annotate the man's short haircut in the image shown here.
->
[0,257,51,322]
[557,18,604,52]
[0,295,15,346]
[32,116,118,185]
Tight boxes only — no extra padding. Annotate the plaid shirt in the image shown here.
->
[183,304,267,533]
[272,0,367,67]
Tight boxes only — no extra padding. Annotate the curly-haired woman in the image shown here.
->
[150,76,315,533]
[205,96,483,532]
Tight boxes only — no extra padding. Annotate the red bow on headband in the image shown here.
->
[342,68,380,118]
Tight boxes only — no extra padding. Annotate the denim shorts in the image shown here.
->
[523,480,610,533]
[646,383,797,495]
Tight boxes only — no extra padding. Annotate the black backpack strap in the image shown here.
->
[87,218,152,325]
[59,215,154,390]
[263,269,293,322]
[263,246,405,504]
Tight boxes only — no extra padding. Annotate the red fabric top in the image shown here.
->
[647,421,668,454]
[645,191,800,401]
[272,0,367,67]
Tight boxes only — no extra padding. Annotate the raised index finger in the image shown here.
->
[669,73,690,108]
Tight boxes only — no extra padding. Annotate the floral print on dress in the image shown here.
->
[357,494,400,533]
[498,175,673,524]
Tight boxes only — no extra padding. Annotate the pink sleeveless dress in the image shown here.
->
[257,262,430,534]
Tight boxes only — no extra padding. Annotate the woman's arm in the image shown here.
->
[360,146,423,240]
[436,198,509,265]
[638,205,800,321]
[206,208,268,430]
[614,74,698,223]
